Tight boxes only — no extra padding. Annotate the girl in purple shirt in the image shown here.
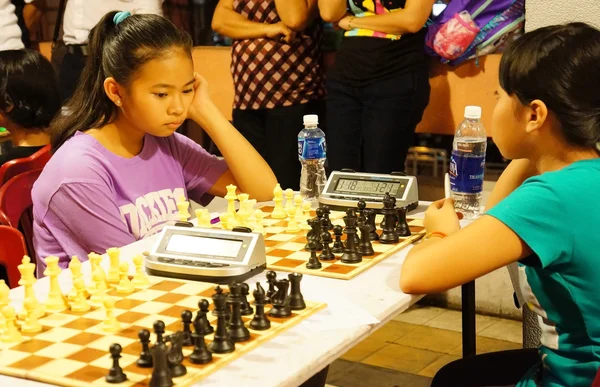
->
[32,11,277,275]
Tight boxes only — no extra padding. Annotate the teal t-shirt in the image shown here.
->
[487,159,600,387]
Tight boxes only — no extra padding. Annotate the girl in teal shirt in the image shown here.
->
[400,22,600,387]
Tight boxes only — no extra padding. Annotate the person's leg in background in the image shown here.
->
[360,70,430,174]
[232,107,267,164]
[431,348,540,387]
[57,51,87,102]
[325,78,363,173]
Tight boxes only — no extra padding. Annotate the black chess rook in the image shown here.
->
[288,273,306,310]
[395,206,412,237]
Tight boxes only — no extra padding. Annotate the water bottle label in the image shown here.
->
[449,151,485,193]
[298,137,326,161]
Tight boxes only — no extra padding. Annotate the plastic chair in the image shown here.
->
[0,169,42,265]
[0,225,28,289]
[0,144,50,185]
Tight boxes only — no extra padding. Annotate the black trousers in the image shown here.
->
[326,70,430,174]
[232,100,327,191]
[431,349,541,387]
[57,51,87,103]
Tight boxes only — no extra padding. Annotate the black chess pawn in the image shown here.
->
[266,270,277,303]
[195,299,214,335]
[180,310,194,347]
[358,220,375,256]
[331,225,345,254]
[165,332,187,377]
[208,286,235,354]
[288,273,306,310]
[357,200,367,222]
[189,319,213,364]
[395,206,412,237]
[250,282,271,330]
[321,205,334,230]
[306,241,322,269]
[149,339,172,387]
[226,282,250,342]
[240,282,254,316]
[319,231,335,260]
[341,216,362,264]
[106,343,127,383]
[366,209,379,241]
[154,320,166,346]
[136,329,153,368]
[315,207,325,224]
[268,279,292,318]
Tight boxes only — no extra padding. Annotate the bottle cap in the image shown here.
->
[303,114,319,126]
[464,106,482,119]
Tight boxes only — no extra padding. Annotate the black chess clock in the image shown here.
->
[145,226,267,284]
[318,170,419,213]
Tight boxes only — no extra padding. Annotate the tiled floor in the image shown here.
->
[326,305,522,386]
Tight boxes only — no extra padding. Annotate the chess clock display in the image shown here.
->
[146,226,267,283]
[318,170,419,212]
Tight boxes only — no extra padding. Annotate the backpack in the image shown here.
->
[425,0,526,66]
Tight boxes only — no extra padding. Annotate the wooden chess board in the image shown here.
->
[0,276,326,386]
[251,206,425,280]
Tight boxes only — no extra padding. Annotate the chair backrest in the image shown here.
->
[0,169,43,264]
[0,225,28,288]
[0,144,51,185]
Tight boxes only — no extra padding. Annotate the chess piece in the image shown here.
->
[149,338,172,387]
[306,242,322,270]
[225,184,238,218]
[358,220,375,256]
[331,225,345,254]
[305,218,323,251]
[136,329,153,368]
[240,283,254,316]
[284,188,295,212]
[302,201,312,221]
[250,283,270,330]
[254,209,266,235]
[194,299,214,335]
[286,207,300,232]
[154,320,166,346]
[67,256,83,301]
[346,208,361,246]
[106,247,121,285]
[293,195,303,221]
[43,256,67,311]
[195,208,212,227]
[117,262,134,293]
[379,194,400,244]
[106,343,127,383]
[219,213,231,230]
[0,280,8,325]
[131,254,150,288]
[321,205,334,230]
[1,306,22,343]
[272,184,286,219]
[102,297,121,332]
[181,310,194,346]
[268,279,292,318]
[340,216,362,264]
[189,319,212,364]
[288,273,306,310]
[21,298,42,333]
[208,286,235,353]
[366,209,379,241]
[357,200,367,223]
[245,200,257,229]
[17,256,43,319]
[87,252,104,293]
[70,277,91,312]
[89,267,108,307]
[176,198,190,222]
[236,193,250,225]
[395,206,412,237]
[319,231,335,260]
[226,282,250,342]
[266,271,277,303]
[166,331,187,377]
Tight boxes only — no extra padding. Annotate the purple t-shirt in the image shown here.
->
[32,131,228,276]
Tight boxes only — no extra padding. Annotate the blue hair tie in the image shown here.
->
[113,11,131,25]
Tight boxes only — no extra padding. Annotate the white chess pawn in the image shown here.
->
[176,198,190,222]
[102,298,120,333]
[89,268,108,307]
[116,262,134,294]
[195,208,212,227]
[286,207,300,233]
[131,255,150,288]
[302,201,312,219]
[225,184,238,217]
[67,256,83,301]
[43,256,67,311]
[219,213,231,230]
[1,306,22,343]
[21,298,42,333]
[87,252,103,293]
[254,209,266,235]
[70,278,91,312]
[106,248,121,285]
[284,189,295,212]
[244,200,257,229]
[236,193,250,221]
[293,195,303,220]
[272,184,286,219]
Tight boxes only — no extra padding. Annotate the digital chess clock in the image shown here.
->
[318,170,419,212]
[146,226,266,284]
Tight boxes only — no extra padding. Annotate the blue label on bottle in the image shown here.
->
[298,137,326,161]
[449,151,485,193]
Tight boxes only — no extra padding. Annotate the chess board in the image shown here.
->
[0,276,326,387]
[250,206,425,280]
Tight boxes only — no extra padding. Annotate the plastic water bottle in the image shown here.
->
[449,106,487,219]
[298,114,327,201]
